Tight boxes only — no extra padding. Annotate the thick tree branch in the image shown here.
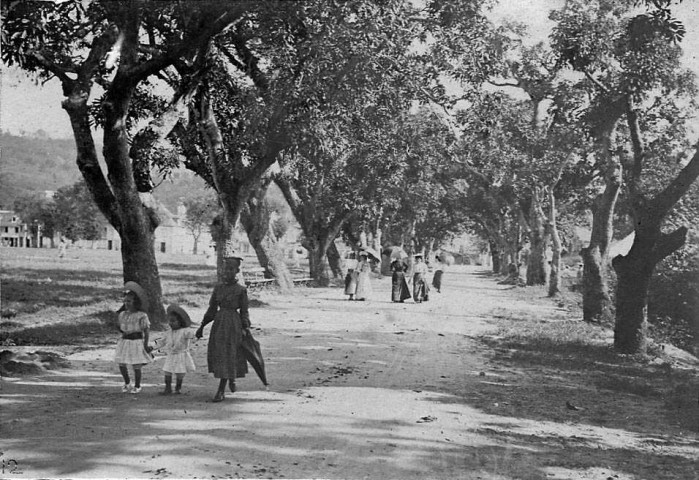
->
[652,226,687,263]
[650,146,699,218]
[29,51,77,84]
[128,7,245,83]
[625,97,645,188]
[219,34,270,92]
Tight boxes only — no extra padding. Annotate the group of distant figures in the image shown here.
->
[343,250,445,304]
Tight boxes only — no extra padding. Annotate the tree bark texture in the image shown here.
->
[61,67,166,325]
[489,240,501,273]
[611,100,699,354]
[327,242,343,279]
[546,188,562,297]
[240,181,294,291]
[581,114,622,324]
[581,245,614,323]
[612,253,652,354]
[524,191,548,286]
[307,241,331,287]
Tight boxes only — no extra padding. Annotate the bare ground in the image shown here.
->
[1,265,698,479]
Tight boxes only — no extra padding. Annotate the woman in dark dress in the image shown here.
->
[391,259,411,303]
[196,257,250,402]
[432,258,444,293]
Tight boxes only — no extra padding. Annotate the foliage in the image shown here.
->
[52,180,106,241]
[12,191,58,240]
[373,108,469,250]
[181,191,219,241]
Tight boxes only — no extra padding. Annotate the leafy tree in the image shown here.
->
[176,0,434,284]
[375,108,469,257]
[13,192,58,247]
[453,93,528,280]
[551,0,699,353]
[53,180,106,242]
[2,0,256,323]
[181,192,218,255]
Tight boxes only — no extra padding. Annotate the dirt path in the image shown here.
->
[1,266,697,479]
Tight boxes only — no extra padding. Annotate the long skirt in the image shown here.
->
[344,270,358,296]
[413,273,429,302]
[355,271,372,300]
[432,269,443,292]
[207,308,248,379]
[392,272,411,302]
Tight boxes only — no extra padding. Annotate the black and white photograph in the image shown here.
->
[1,1,699,478]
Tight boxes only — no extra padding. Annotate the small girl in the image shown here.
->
[115,281,153,394]
[160,304,197,395]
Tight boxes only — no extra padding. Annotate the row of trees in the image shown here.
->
[3,0,698,355]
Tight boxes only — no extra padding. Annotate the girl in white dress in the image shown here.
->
[114,282,153,394]
[160,304,197,395]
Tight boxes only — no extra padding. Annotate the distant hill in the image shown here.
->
[0,131,211,213]
[0,131,80,208]
[0,131,291,218]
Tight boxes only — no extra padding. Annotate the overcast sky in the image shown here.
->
[1,0,697,139]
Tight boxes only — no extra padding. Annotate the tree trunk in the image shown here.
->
[525,191,548,286]
[581,113,622,323]
[274,176,346,287]
[192,233,200,255]
[547,188,562,297]
[61,70,166,325]
[612,224,687,354]
[503,215,523,280]
[612,253,652,354]
[120,222,163,318]
[240,180,294,291]
[307,243,330,286]
[489,240,501,273]
[611,99,699,354]
[250,236,294,291]
[581,245,614,323]
[211,214,234,282]
[327,242,343,279]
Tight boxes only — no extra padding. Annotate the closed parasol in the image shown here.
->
[241,331,268,386]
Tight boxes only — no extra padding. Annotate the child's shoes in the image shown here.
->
[130,387,142,394]
[122,384,132,393]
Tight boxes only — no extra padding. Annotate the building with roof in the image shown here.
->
[0,210,30,247]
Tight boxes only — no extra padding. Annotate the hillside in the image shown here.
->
[0,131,211,213]
[0,131,80,208]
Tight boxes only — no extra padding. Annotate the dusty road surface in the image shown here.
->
[2,266,698,479]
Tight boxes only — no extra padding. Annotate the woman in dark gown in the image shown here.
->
[391,259,411,303]
[196,257,250,402]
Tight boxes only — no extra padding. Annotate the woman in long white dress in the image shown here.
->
[354,252,373,301]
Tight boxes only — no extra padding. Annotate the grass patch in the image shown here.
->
[1,248,282,345]
[1,310,118,346]
[479,306,699,433]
